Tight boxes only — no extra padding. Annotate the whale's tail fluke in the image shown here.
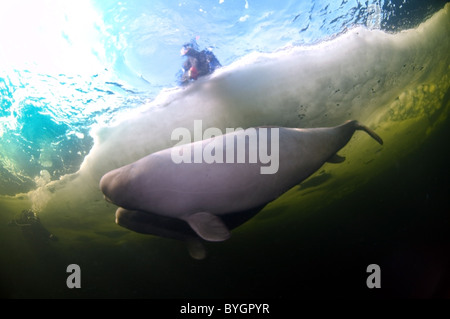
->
[350,120,384,145]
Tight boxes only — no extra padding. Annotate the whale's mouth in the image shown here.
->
[104,195,113,204]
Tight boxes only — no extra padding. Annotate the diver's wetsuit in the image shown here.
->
[180,46,221,84]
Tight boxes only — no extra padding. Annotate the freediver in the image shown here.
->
[8,209,57,242]
[179,39,221,85]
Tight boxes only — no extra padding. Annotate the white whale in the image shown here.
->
[100,120,383,248]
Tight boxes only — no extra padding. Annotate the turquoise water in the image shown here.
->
[0,0,449,298]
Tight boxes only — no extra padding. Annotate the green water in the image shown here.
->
[1,105,449,298]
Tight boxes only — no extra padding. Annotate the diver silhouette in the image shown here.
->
[179,40,221,85]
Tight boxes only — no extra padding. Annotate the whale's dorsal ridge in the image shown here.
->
[186,212,231,242]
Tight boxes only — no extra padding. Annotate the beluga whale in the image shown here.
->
[100,120,383,259]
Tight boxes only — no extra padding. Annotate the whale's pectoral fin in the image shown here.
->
[327,153,346,163]
[186,212,231,242]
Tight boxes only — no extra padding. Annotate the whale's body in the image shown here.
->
[100,120,382,257]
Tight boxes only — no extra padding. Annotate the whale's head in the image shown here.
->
[99,165,136,208]
[99,168,120,204]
